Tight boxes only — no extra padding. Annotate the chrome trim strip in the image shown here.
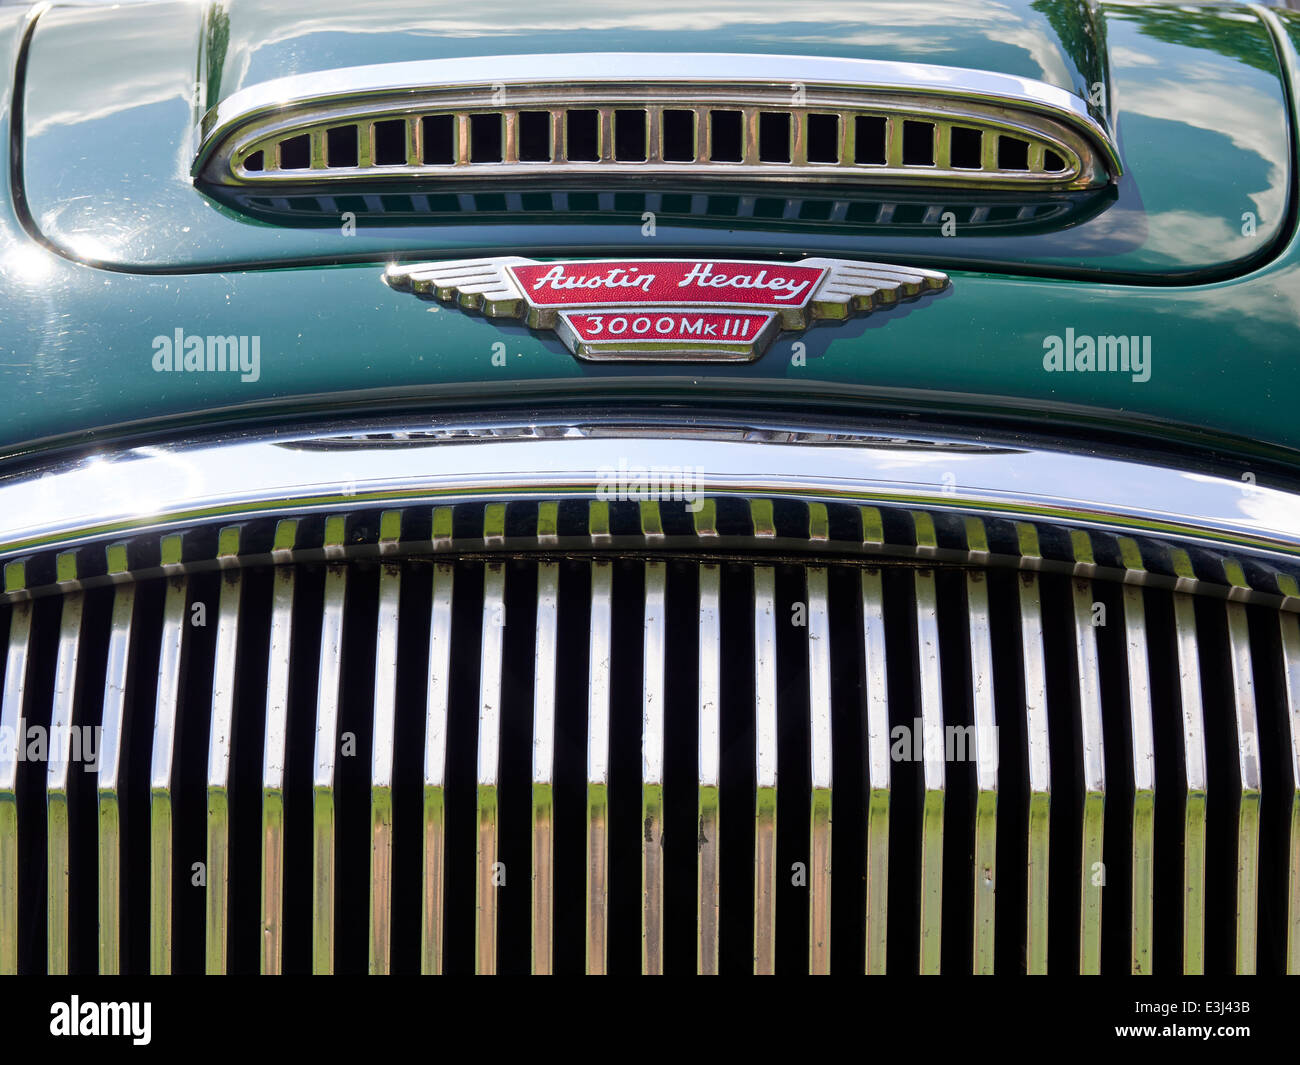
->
[965,565,998,975]
[1070,573,1106,976]
[1017,526,1051,975]
[261,520,297,975]
[476,562,507,975]
[753,565,778,975]
[697,563,722,975]
[369,548,402,975]
[806,566,833,975]
[862,567,890,975]
[96,560,135,976]
[586,560,613,974]
[914,566,945,975]
[205,532,242,974]
[1225,600,1261,974]
[0,599,32,975]
[1118,542,1156,976]
[1173,590,1207,974]
[195,53,1120,190]
[3,425,1299,568]
[642,560,667,974]
[46,582,84,976]
[532,562,560,974]
[421,562,454,974]
[150,562,188,975]
[311,532,349,975]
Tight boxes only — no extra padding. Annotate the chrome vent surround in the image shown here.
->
[1,419,1297,975]
[194,55,1122,192]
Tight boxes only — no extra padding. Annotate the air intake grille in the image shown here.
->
[194,56,1120,192]
[0,504,1296,974]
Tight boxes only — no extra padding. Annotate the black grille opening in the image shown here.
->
[806,113,840,163]
[468,114,502,164]
[518,111,552,162]
[325,125,358,168]
[998,135,1030,171]
[242,150,264,172]
[882,566,920,974]
[277,135,310,170]
[661,110,696,162]
[614,109,647,162]
[373,120,407,166]
[902,121,935,166]
[855,116,887,164]
[565,110,600,162]
[1044,148,1066,172]
[708,110,743,163]
[421,115,455,165]
[950,126,983,169]
[758,112,791,163]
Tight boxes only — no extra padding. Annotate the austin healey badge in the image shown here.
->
[384,256,948,362]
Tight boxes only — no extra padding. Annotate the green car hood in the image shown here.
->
[1,0,1300,471]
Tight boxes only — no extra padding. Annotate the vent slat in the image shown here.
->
[1277,608,1300,974]
[806,566,832,974]
[367,557,401,974]
[641,560,667,974]
[1017,563,1051,975]
[46,587,86,975]
[697,563,722,974]
[752,565,778,975]
[0,601,32,975]
[420,563,454,974]
[204,541,243,974]
[966,569,998,974]
[915,568,945,974]
[475,563,507,974]
[585,560,613,974]
[531,562,560,974]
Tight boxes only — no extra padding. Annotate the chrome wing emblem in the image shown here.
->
[385,255,948,362]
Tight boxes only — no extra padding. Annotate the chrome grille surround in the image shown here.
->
[194,55,1121,192]
[0,414,1297,975]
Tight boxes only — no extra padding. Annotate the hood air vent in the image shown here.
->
[194,54,1121,193]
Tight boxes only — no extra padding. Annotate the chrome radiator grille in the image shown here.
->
[1,501,1298,974]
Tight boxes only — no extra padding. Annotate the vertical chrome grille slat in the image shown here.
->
[205,530,243,974]
[861,566,890,974]
[806,566,833,974]
[642,560,667,974]
[368,516,402,975]
[1118,541,1156,975]
[586,560,613,974]
[914,564,945,975]
[311,519,349,975]
[97,547,136,976]
[1224,599,1261,974]
[531,561,560,974]
[421,562,454,974]
[46,563,85,976]
[0,589,31,976]
[753,565,778,975]
[260,520,297,974]
[476,562,508,975]
[150,536,188,974]
[1172,588,1207,974]
[1069,562,1106,975]
[1016,526,1051,974]
[1276,596,1300,974]
[965,563,998,975]
[697,563,722,974]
